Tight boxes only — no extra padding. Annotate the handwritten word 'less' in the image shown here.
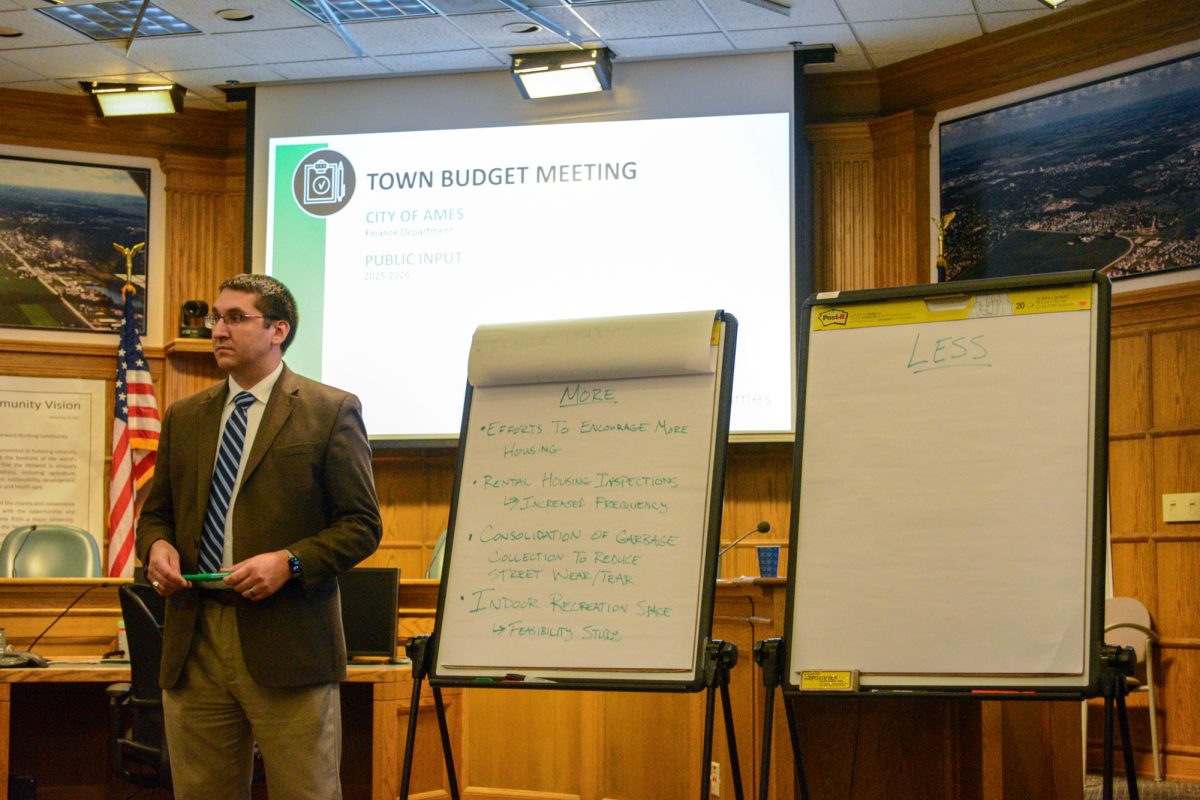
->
[907,333,990,374]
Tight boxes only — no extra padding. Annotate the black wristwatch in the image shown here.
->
[285,549,302,580]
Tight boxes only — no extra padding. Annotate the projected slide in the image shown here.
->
[266,113,791,439]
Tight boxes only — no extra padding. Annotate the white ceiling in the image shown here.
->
[0,0,1096,111]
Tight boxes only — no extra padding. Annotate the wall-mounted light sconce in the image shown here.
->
[511,48,612,100]
[80,81,185,117]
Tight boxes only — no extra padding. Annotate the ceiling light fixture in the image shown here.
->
[80,81,185,117]
[512,48,612,100]
[1036,0,1070,7]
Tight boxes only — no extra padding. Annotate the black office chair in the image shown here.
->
[107,582,172,789]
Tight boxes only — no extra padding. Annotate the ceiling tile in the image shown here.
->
[269,56,393,80]
[725,22,857,54]
[567,0,721,40]
[211,25,353,62]
[429,0,560,13]
[123,33,253,71]
[372,48,503,73]
[152,0,317,32]
[838,0,973,23]
[703,0,845,32]
[0,80,79,95]
[158,63,289,94]
[606,31,733,59]
[336,16,480,56]
[0,52,41,80]
[436,10,570,47]
[0,1,22,11]
[0,8,93,48]
[0,41,151,79]
[853,14,981,53]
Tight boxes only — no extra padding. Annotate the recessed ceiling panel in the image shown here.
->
[36,1,199,41]
[288,0,435,23]
[426,0,560,14]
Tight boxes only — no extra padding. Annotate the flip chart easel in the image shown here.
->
[754,271,1112,799]
[399,311,741,800]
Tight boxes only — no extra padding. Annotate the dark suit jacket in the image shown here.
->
[136,365,382,688]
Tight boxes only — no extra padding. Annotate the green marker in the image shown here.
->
[182,572,232,581]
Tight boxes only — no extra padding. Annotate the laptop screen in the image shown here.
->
[338,567,399,660]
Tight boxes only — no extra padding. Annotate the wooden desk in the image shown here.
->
[0,578,1080,799]
[0,660,460,800]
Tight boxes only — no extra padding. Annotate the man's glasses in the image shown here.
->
[204,311,272,329]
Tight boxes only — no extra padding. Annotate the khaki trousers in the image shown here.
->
[163,600,342,800]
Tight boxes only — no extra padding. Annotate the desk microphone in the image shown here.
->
[718,521,770,557]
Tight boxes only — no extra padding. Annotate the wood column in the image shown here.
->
[808,122,875,293]
[869,110,934,289]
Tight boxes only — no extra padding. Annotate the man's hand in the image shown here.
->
[146,540,191,596]
[227,551,291,602]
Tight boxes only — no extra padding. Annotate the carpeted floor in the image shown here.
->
[1084,774,1200,799]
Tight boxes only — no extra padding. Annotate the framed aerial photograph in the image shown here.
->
[0,154,150,332]
[938,51,1200,282]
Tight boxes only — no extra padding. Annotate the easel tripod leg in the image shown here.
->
[719,679,746,800]
[1115,689,1140,800]
[759,684,775,800]
[399,655,424,800]
[702,682,718,800]
[433,686,461,800]
[783,696,810,800]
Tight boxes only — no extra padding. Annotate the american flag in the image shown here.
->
[107,288,160,578]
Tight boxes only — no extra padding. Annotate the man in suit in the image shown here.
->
[137,274,382,799]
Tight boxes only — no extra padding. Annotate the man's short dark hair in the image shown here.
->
[219,274,299,353]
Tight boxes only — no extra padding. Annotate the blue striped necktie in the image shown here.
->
[199,391,257,574]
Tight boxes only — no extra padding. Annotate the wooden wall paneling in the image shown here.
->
[1150,326,1200,430]
[160,155,246,359]
[808,122,875,292]
[0,89,240,161]
[708,588,770,800]
[460,687,586,797]
[1109,438,1154,537]
[1109,541,1157,614]
[1109,333,1150,433]
[371,683,462,800]
[872,0,1200,117]
[868,111,933,289]
[601,690,700,800]
[804,72,881,124]
[790,696,974,800]
[370,450,454,576]
[1102,281,1200,780]
[990,701,1082,800]
[720,443,793,578]
[1154,541,1200,640]
[1152,435,1200,535]
[1158,646,1200,780]
[162,350,224,404]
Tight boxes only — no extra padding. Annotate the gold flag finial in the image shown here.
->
[933,212,957,280]
[113,241,145,298]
